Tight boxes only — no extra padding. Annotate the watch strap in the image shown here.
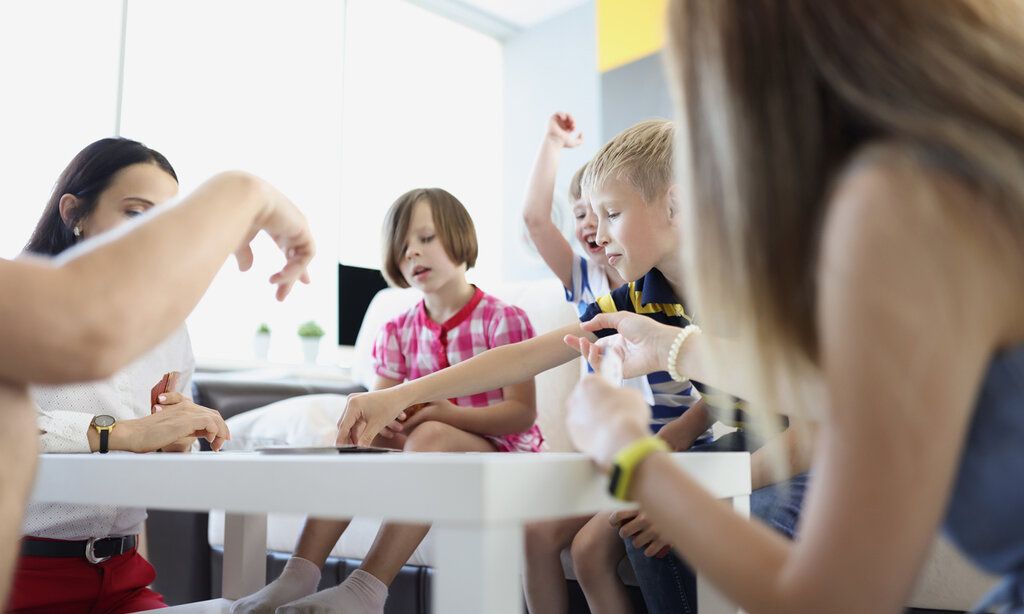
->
[99,428,110,454]
[608,435,670,501]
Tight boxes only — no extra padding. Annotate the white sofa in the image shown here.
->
[209,277,997,611]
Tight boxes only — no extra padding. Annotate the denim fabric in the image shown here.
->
[625,430,809,614]
[945,346,1024,613]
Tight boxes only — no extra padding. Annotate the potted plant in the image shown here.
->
[253,323,271,361]
[297,320,325,364]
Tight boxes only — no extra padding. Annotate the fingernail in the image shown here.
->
[153,405,161,412]
[158,395,166,402]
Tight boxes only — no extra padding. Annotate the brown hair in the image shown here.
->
[666,0,1024,408]
[581,119,675,204]
[381,188,478,288]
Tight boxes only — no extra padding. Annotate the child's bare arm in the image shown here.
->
[403,378,537,437]
[656,399,714,451]
[749,419,815,490]
[339,323,588,446]
[522,113,583,289]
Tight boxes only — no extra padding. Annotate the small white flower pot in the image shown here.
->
[301,337,321,364]
[253,333,271,361]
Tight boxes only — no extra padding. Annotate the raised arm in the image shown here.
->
[0,171,313,384]
[522,113,583,289]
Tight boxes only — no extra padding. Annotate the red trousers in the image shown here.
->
[7,544,166,613]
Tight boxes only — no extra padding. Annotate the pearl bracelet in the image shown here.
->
[666,324,700,383]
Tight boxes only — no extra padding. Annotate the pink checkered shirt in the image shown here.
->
[372,287,544,452]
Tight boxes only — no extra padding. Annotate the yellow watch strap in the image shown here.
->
[610,435,670,501]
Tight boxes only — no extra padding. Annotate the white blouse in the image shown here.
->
[24,326,195,540]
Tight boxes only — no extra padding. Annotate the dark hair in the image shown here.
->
[381,188,478,288]
[25,137,177,255]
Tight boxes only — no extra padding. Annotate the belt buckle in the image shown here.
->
[85,537,111,564]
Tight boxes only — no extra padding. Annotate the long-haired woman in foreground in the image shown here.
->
[565,1,1024,612]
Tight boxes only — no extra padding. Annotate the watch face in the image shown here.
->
[93,415,115,428]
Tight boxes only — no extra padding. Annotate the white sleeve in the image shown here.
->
[564,255,584,303]
[179,329,196,401]
[37,409,94,453]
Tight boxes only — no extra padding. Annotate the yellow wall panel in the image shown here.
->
[597,0,668,73]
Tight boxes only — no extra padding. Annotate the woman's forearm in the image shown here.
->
[631,452,799,613]
[0,172,264,383]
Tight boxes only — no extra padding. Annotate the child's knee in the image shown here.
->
[524,522,561,557]
[569,530,602,578]
[402,421,455,452]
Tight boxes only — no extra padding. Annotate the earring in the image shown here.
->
[73,226,82,237]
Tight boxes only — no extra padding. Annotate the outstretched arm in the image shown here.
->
[338,322,587,446]
[0,171,313,384]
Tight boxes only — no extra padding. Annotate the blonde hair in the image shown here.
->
[582,119,675,203]
[381,188,478,288]
[665,0,1024,412]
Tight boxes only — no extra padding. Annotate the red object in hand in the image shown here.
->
[150,371,181,413]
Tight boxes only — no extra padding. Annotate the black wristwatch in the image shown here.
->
[90,415,116,454]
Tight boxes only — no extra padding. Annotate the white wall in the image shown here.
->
[500,1,600,281]
[338,0,504,288]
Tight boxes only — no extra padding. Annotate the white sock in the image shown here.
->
[275,569,388,614]
[230,557,321,614]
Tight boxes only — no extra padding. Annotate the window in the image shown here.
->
[119,0,345,363]
[0,0,122,258]
[338,0,504,286]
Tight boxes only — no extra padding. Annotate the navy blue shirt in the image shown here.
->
[581,268,751,430]
[580,268,701,433]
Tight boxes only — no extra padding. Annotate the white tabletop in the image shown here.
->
[31,451,751,523]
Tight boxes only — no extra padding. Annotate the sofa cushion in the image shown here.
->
[222,393,351,448]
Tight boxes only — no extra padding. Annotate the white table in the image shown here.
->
[31,451,750,614]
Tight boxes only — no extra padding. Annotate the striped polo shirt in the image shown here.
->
[580,268,703,434]
[581,268,755,432]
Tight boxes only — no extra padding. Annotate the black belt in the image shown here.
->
[21,535,137,564]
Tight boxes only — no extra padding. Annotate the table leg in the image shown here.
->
[222,512,267,600]
[433,523,523,614]
[696,495,749,614]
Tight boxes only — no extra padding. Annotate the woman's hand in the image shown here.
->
[111,392,231,452]
[564,312,680,379]
[566,374,651,471]
[226,172,316,301]
[336,389,411,447]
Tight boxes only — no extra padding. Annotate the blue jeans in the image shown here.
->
[624,432,809,614]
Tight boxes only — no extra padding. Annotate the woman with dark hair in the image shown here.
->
[9,137,237,612]
[25,137,179,255]
[0,137,314,610]
[557,1,1024,612]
